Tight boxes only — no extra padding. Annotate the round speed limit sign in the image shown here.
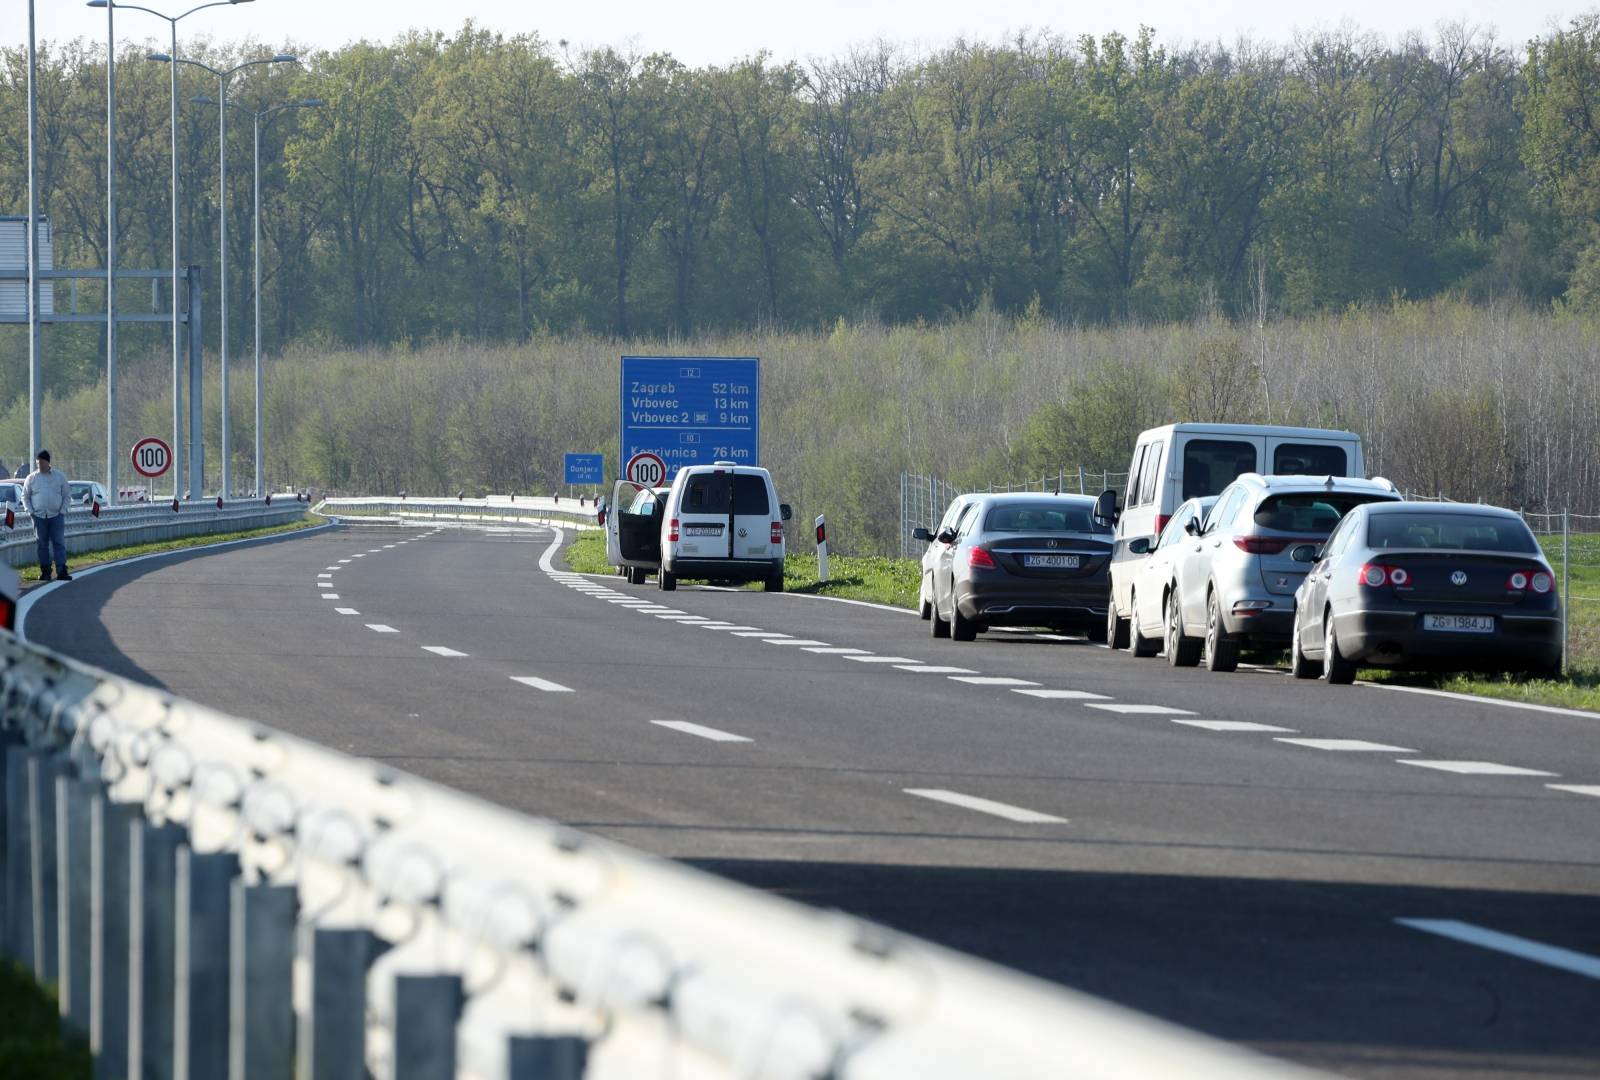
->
[625,451,667,486]
[130,436,173,478]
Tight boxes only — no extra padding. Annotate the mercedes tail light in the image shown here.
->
[770,521,783,544]
[1359,563,1410,588]
[668,518,680,542]
[968,546,996,569]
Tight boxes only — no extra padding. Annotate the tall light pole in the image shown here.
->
[26,1,40,463]
[196,95,321,496]
[105,0,117,501]
[87,0,254,501]
[150,51,297,499]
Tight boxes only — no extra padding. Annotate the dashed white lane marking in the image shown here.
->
[366,548,382,553]
[658,615,710,621]
[321,593,340,600]
[1276,738,1419,753]
[335,608,360,615]
[318,572,333,577]
[383,545,396,548]
[511,676,575,693]
[706,624,761,631]
[324,566,339,570]
[732,631,790,638]
[338,559,351,563]
[1548,785,1600,798]
[652,720,752,743]
[1011,689,1110,700]
[1396,919,1600,981]
[366,624,399,633]
[894,665,977,674]
[422,646,467,657]
[763,638,831,646]
[904,788,1068,824]
[1174,719,1296,732]
[352,554,366,558]
[949,676,1041,687]
[803,647,869,655]
[1399,760,1558,777]
[1085,703,1195,716]
[845,655,918,663]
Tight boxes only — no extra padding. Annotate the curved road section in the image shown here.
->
[26,522,1600,1079]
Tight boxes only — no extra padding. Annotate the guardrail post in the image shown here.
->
[3,741,32,964]
[28,752,68,982]
[508,1036,589,1079]
[394,974,462,1080]
[92,793,139,1080]
[300,927,377,1080]
[228,881,297,1080]
[57,775,98,1035]
[174,847,239,1080]
[130,820,184,1080]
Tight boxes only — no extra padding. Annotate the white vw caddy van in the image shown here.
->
[658,462,791,592]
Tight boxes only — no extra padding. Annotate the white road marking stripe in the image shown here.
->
[845,655,918,663]
[1399,760,1558,776]
[383,545,396,548]
[1362,681,1600,720]
[338,559,351,563]
[365,624,399,633]
[894,665,977,674]
[803,647,869,654]
[352,554,366,558]
[511,676,574,693]
[1011,689,1111,700]
[1548,785,1600,798]
[732,631,790,638]
[657,615,707,621]
[1276,738,1418,752]
[652,720,751,743]
[647,608,687,615]
[763,638,830,646]
[321,593,340,600]
[904,788,1067,824]
[335,608,360,615]
[325,566,339,570]
[1396,919,1600,981]
[949,676,1041,687]
[366,548,382,553]
[421,646,467,657]
[1173,719,1296,732]
[705,624,761,631]
[1085,703,1195,716]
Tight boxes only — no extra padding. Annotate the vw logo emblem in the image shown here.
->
[1451,571,1468,586]
[737,528,748,538]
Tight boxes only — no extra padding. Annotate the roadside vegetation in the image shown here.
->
[0,963,90,1079]
[15,515,319,584]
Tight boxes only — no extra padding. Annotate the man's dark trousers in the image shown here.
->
[33,513,66,577]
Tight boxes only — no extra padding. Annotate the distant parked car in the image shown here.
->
[1160,474,1402,671]
[0,482,22,508]
[69,480,109,506]
[1121,496,1218,661]
[606,480,669,584]
[1289,502,1562,683]
[914,492,982,620]
[927,493,1112,642]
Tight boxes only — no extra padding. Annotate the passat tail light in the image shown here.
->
[1507,569,1553,593]
[1531,571,1553,594]
[1360,563,1410,588]
[770,521,783,545]
[668,518,680,542]
[1507,571,1529,591]
[968,546,997,569]
[1233,535,1291,555]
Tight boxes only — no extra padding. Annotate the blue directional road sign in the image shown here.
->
[620,356,759,480]
[563,453,605,485]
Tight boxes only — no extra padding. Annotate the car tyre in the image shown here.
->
[930,595,951,638]
[658,569,677,592]
[918,579,933,620]
[1106,600,1129,650]
[628,566,646,585]
[1128,592,1159,658]
[1204,591,1239,673]
[951,600,978,642]
[1322,612,1356,685]
[764,572,785,593]
[1289,612,1319,679]
[1165,593,1201,667]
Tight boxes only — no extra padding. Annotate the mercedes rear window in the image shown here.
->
[983,503,1107,534]
[1182,440,1257,499]
[1273,443,1348,476]
[1366,513,1538,553]
[1253,493,1389,535]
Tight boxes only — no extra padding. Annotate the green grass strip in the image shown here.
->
[18,514,320,584]
[0,962,91,1079]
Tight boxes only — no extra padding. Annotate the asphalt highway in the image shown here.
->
[24,522,1600,1078]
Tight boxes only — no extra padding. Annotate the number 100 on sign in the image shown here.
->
[131,437,172,478]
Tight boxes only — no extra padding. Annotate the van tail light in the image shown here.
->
[1154,514,1170,536]
[1508,569,1552,593]
[770,521,783,544]
[968,546,996,569]
[1359,563,1409,588]
[668,518,680,542]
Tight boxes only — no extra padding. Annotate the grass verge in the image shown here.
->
[0,963,91,1079]
[17,514,319,585]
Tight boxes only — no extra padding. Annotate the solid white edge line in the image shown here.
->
[16,519,338,641]
[1547,784,1600,797]
[904,788,1067,824]
[1360,680,1600,720]
[651,720,752,743]
[1396,919,1600,980]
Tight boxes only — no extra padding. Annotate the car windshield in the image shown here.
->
[983,502,1106,534]
[626,489,660,515]
[1366,513,1539,553]
[1253,493,1389,535]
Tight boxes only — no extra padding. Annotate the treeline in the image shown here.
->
[7,18,1600,376]
[3,300,1596,555]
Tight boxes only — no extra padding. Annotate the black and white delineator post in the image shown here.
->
[814,515,829,583]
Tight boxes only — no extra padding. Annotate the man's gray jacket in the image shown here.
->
[23,468,70,518]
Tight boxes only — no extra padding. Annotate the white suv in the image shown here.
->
[658,463,791,592]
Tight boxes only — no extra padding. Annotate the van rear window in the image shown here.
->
[1182,440,1257,499]
[1274,443,1348,476]
[683,473,769,515]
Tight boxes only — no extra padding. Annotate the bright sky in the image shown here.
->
[14,0,1586,65]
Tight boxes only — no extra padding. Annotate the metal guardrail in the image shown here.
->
[0,617,1316,1078]
[318,496,602,531]
[0,497,313,569]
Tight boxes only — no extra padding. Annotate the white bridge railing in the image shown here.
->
[0,629,1316,1079]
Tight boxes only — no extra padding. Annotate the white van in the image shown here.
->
[606,480,669,583]
[1097,423,1364,644]
[658,463,791,592]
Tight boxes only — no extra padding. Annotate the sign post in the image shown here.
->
[620,356,758,483]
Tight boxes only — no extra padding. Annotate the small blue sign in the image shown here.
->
[620,356,759,481]
[563,453,605,485]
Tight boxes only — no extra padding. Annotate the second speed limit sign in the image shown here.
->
[130,437,173,478]
[625,451,667,486]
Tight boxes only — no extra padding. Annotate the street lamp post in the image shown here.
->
[150,51,297,499]
[196,95,321,496]
[87,0,254,501]
[26,1,40,462]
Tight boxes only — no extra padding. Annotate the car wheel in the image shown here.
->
[628,566,644,585]
[930,594,951,638]
[1204,591,1239,673]
[950,595,978,641]
[918,579,933,620]
[764,572,784,593]
[1289,611,1318,679]
[1128,592,1159,657]
[1322,611,1356,685]
[1165,592,1201,667]
[658,569,677,592]
[1106,600,1129,650]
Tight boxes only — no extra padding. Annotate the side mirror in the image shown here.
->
[1290,543,1321,564]
[1092,489,1120,526]
[936,527,958,544]
[912,526,932,542]
[780,504,793,522]
[1128,537,1151,556]
[1184,518,1201,536]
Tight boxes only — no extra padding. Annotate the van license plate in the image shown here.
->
[685,525,723,537]
[1423,614,1494,633]
[1023,554,1080,569]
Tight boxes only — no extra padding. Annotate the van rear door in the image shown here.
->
[677,470,734,558]
[1267,438,1360,478]
[731,473,773,560]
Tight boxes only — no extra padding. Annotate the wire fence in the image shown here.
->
[898,468,1129,557]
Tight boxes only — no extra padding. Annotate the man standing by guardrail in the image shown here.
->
[23,449,71,581]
